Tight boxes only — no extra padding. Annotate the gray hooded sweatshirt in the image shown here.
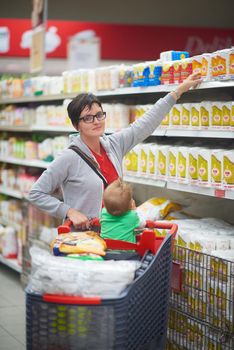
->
[28,93,175,219]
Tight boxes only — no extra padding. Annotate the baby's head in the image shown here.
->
[103,179,134,216]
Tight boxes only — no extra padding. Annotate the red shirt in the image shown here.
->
[90,145,119,185]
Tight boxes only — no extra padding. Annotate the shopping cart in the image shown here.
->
[26,221,178,350]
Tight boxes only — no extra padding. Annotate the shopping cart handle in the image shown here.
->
[57,219,72,234]
[146,221,178,237]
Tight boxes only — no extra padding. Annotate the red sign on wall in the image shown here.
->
[0,18,233,60]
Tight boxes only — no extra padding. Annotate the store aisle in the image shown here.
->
[0,264,25,350]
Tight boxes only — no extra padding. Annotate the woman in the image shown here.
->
[28,73,202,229]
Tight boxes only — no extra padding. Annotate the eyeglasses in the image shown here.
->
[79,111,106,123]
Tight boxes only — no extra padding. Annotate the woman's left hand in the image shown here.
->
[172,72,203,100]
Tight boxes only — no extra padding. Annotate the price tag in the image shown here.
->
[214,189,225,198]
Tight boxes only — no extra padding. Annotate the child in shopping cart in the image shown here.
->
[100,179,145,243]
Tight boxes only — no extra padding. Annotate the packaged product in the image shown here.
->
[191,103,200,129]
[177,146,189,183]
[211,102,223,128]
[171,104,182,127]
[159,112,170,128]
[223,150,234,188]
[188,147,199,183]
[192,55,203,74]
[157,145,169,179]
[221,101,231,129]
[168,146,178,180]
[119,64,133,88]
[29,246,140,297]
[160,50,189,61]
[172,60,181,84]
[200,101,211,129]
[139,143,151,176]
[201,53,212,81]
[147,144,159,178]
[198,148,211,186]
[136,197,181,221]
[145,60,162,86]
[180,58,193,82]
[181,103,191,127]
[211,149,223,187]
[229,47,234,79]
[231,101,234,130]
[161,61,174,85]
[1,226,17,259]
[132,63,148,87]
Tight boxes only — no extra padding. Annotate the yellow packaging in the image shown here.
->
[188,147,199,183]
[211,150,223,187]
[177,146,189,182]
[211,52,218,79]
[192,55,202,74]
[159,113,170,128]
[157,145,169,179]
[168,146,178,180]
[201,53,212,81]
[211,102,222,128]
[230,48,234,78]
[230,102,234,130]
[181,103,191,127]
[191,103,200,128]
[200,101,211,129]
[223,150,234,188]
[139,144,150,176]
[171,104,182,127]
[221,101,231,129]
[198,149,211,186]
[148,144,158,178]
[216,51,228,79]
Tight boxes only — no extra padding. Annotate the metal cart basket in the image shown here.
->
[26,222,177,350]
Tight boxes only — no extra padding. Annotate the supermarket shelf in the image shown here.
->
[0,254,22,273]
[0,81,233,104]
[167,181,234,200]
[0,125,74,133]
[0,157,49,168]
[0,187,24,199]
[165,129,234,138]
[124,174,234,200]
[1,125,234,139]
[124,175,166,188]
[0,125,32,132]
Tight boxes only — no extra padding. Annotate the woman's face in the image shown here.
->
[77,103,106,139]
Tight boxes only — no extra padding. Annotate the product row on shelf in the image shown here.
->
[1,99,234,131]
[0,48,233,100]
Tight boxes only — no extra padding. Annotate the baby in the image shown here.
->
[100,179,145,243]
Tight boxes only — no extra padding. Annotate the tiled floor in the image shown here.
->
[0,264,25,350]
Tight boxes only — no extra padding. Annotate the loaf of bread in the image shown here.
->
[51,231,107,256]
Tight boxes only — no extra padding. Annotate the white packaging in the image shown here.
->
[2,226,17,258]
[157,145,169,179]
[168,146,178,181]
[200,101,211,129]
[198,148,211,186]
[211,149,223,187]
[177,146,189,183]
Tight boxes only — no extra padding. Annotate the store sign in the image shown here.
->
[30,25,45,73]
[0,18,234,60]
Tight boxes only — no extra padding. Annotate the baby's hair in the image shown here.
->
[103,179,133,216]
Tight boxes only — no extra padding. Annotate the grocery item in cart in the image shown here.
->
[51,231,107,257]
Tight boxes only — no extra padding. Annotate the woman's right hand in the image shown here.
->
[66,208,89,230]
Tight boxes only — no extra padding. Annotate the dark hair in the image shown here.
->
[67,93,102,127]
[103,179,133,216]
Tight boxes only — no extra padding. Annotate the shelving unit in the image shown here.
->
[0,80,234,272]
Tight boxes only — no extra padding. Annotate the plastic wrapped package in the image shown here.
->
[29,247,140,297]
